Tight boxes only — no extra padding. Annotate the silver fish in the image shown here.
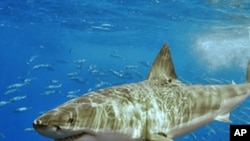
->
[9,95,27,102]
[4,88,20,95]
[32,64,53,71]
[14,107,32,113]
[7,82,27,89]
[0,101,10,107]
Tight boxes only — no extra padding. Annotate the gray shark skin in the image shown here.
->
[33,44,250,141]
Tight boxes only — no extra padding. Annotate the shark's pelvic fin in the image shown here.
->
[147,44,178,83]
[215,113,231,123]
[246,60,250,83]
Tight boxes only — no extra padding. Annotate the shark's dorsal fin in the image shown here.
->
[147,44,178,83]
[246,60,250,83]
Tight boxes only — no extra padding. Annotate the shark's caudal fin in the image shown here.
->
[147,44,179,83]
[246,60,250,83]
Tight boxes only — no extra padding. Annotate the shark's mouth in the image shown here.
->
[33,121,137,141]
[33,121,95,140]
[37,127,137,141]
[55,132,93,141]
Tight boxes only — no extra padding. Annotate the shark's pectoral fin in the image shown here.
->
[215,113,231,123]
[147,133,173,141]
[147,44,180,84]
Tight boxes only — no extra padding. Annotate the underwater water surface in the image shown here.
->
[0,0,250,141]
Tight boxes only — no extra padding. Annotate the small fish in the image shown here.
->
[239,111,249,117]
[39,45,44,49]
[49,79,59,84]
[24,127,34,132]
[132,70,144,79]
[66,94,78,99]
[46,84,62,89]
[95,81,111,89]
[41,90,60,96]
[67,71,80,77]
[4,88,20,95]
[73,59,86,64]
[88,64,96,71]
[38,111,46,115]
[32,64,53,71]
[70,77,88,84]
[87,65,106,76]
[9,95,27,102]
[205,125,216,136]
[137,60,151,67]
[0,101,10,107]
[204,77,224,84]
[88,65,101,75]
[109,69,123,78]
[23,77,37,83]
[67,89,81,95]
[87,88,93,92]
[13,107,32,113]
[124,65,138,70]
[109,51,125,60]
[7,82,27,89]
[89,69,102,75]
[26,55,39,65]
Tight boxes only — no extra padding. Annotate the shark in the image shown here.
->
[33,44,250,141]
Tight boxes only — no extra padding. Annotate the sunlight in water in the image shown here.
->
[194,26,250,71]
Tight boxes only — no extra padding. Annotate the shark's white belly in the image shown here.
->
[55,131,141,141]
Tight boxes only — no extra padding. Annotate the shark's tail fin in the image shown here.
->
[246,60,250,83]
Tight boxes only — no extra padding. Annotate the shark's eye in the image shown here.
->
[68,118,74,123]
[157,132,167,137]
[55,125,61,131]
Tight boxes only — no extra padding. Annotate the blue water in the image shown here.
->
[0,0,250,141]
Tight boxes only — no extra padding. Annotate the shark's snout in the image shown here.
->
[33,120,61,131]
[33,119,43,129]
[32,119,66,139]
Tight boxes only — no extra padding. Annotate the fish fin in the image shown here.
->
[246,59,250,83]
[147,44,179,84]
[147,132,173,141]
[215,113,231,122]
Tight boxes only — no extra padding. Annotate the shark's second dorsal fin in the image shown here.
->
[147,44,178,83]
[246,60,250,83]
